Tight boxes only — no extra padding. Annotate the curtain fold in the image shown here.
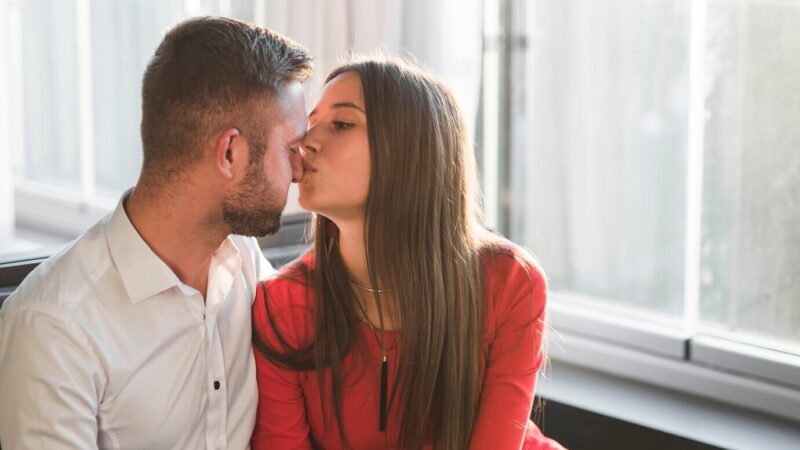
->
[253,0,481,131]
[253,0,482,215]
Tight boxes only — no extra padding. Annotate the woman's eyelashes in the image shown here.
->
[332,121,355,131]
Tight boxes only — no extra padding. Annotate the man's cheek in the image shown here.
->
[268,149,292,182]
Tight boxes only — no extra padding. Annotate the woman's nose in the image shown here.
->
[299,143,318,157]
[300,126,320,156]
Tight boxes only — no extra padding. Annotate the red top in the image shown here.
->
[251,244,565,450]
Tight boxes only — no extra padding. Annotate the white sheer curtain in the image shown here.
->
[253,0,482,213]
[510,0,800,349]
[512,0,690,318]
[0,6,11,246]
[253,0,481,127]
[0,0,482,253]
[0,2,20,251]
[699,0,800,349]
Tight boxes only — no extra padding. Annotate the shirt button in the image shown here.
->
[214,381,221,390]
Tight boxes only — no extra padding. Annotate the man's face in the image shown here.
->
[222,82,307,237]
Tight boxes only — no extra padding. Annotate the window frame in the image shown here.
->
[548,302,800,424]
[485,0,800,434]
[538,356,800,450]
[14,178,117,240]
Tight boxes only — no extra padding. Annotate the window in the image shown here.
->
[509,0,690,319]
[484,0,800,421]
[1,0,482,258]
[699,0,800,353]
[3,0,243,253]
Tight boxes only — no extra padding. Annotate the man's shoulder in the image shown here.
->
[2,219,115,322]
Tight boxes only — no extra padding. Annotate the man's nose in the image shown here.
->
[290,147,304,183]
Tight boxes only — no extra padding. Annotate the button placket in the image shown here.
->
[203,241,241,449]
[205,318,228,450]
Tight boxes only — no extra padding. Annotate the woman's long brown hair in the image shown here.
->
[254,58,495,449]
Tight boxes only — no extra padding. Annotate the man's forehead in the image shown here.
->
[266,84,307,140]
[274,81,306,111]
[282,96,307,139]
[286,114,307,143]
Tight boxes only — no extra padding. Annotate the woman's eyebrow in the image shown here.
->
[331,102,365,113]
[308,101,366,118]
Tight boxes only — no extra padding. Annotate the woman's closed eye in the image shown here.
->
[333,121,355,131]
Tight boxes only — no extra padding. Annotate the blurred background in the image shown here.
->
[0,1,798,448]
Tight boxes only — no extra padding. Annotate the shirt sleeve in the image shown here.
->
[251,282,312,450]
[0,308,105,449]
[469,256,549,450]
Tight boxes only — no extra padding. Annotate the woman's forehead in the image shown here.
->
[310,72,366,118]
[322,72,363,103]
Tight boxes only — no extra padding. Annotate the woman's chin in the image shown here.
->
[297,195,310,211]
[297,192,320,214]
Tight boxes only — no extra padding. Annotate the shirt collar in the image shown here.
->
[205,237,243,314]
[105,191,183,303]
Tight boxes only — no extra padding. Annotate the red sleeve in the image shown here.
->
[251,279,313,450]
[469,251,561,450]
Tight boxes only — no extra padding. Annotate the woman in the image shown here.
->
[251,58,563,450]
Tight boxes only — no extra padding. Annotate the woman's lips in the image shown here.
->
[300,162,317,184]
[302,161,317,173]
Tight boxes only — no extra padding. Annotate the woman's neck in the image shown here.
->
[334,217,400,331]
[336,220,369,287]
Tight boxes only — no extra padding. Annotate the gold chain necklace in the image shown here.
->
[350,279,391,294]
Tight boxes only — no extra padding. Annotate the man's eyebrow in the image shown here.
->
[291,132,304,145]
[290,126,305,145]
[309,101,366,117]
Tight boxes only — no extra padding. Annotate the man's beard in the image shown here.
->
[222,164,284,237]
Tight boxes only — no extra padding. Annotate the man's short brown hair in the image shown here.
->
[140,16,312,172]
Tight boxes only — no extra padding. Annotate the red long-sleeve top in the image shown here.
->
[251,244,564,450]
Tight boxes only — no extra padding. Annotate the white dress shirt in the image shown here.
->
[0,195,273,449]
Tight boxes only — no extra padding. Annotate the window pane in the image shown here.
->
[21,0,82,187]
[700,0,800,351]
[90,0,184,193]
[17,0,242,195]
[514,0,690,317]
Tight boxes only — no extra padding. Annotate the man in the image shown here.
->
[0,16,312,449]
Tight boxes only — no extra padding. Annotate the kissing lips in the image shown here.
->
[302,161,317,174]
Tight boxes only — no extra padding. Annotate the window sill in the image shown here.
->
[14,179,116,239]
[549,295,800,422]
[541,331,800,450]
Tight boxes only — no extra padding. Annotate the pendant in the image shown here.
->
[380,354,388,432]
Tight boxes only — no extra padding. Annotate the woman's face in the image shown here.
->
[298,71,370,221]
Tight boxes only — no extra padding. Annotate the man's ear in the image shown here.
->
[214,127,242,180]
